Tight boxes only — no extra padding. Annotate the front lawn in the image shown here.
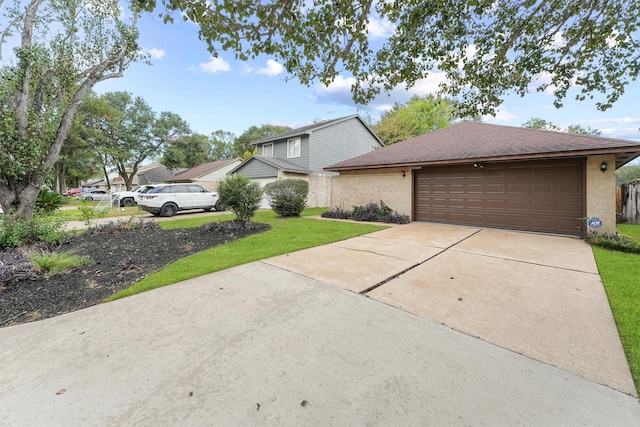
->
[107,209,386,301]
[592,224,640,395]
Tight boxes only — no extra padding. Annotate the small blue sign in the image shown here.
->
[588,217,602,228]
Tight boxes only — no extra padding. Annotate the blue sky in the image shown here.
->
[17,8,626,145]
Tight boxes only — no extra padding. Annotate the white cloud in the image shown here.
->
[199,57,231,74]
[145,48,166,59]
[580,117,640,126]
[256,59,284,77]
[482,109,517,123]
[599,127,640,141]
[367,16,394,38]
[313,72,449,111]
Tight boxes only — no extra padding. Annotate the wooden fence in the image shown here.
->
[619,183,640,224]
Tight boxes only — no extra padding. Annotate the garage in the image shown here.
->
[414,159,585,235]
[326,121,640,236]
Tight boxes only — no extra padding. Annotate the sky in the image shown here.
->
[2,4,638,145]
[92,10,640,146]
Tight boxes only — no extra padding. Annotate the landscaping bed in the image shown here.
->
[0,220,270,327]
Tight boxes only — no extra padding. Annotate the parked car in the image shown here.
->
[114,185,156,207]
[137,183,224,217]
[78,189,114,202]
[66,188,83,196]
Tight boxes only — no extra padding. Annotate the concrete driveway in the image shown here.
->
[264,222,636,396]
[1,222,638,425]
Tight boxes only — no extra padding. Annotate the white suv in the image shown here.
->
[138,184,224,217]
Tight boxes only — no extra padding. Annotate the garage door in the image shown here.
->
[414,159,585,235]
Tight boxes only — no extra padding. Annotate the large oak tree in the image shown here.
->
[143,0,638,115]
[0,0,144,220]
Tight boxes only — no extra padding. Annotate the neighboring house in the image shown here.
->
[229,115,384,207]
[325,121,640,236]
[109,163,180,192]
[166,158,243,191]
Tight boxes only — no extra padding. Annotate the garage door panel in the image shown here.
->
[415,160,585,235]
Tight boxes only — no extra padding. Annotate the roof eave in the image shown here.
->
[325,147,640,172]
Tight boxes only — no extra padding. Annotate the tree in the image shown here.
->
[616,165,640,184]
[80,92,190,190]
[210,130,235,160]
[373,95,458,145]
[162,133,211,169]
[141,1,638,116]
[0,0,143,221]
[522,117,601,136]
[233,125,292,157]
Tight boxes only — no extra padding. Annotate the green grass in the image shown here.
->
[106,209,385,301]
[592,224,640,395]
[31,250,94,276]
[618,223,640,241]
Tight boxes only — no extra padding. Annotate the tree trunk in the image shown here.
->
[0,181,41,221]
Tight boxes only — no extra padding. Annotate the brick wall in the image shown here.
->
[330,168,412,216]
[586,154,616,234]
[277,172,331,208]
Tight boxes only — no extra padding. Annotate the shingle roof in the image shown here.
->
[325,121,640,171]
[230,156,310,175]
[167,159,241,181]
[251,114,382,146]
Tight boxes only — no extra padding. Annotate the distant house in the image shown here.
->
[229,115,384,207]
[166,158,243,191]
[88,163,180,192]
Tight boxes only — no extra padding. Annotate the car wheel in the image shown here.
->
[160,203,178,217]
[214,200,225,211]
[121,198,135,207]
[85,196,94,201]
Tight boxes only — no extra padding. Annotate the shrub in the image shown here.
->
[77,199,109,226]
[321,201,410,224]
[586,232,640,254]
[264,179,309,217]
[217,175,263,222]
[84,217,161,235]
[0,215,68,249]
[36,189,64,214]
[0,247,36,284]
[321,207,352,219]
[351,202,381,222]
[382,211,411,224]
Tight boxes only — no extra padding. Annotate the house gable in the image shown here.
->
[251,115,383,174]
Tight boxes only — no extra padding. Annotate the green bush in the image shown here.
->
[0,215,68,249]
[264,179,309,217]
[217,175,263,222]
[36,189,64,214]
[586,232,640,254]
[322,201,410,224]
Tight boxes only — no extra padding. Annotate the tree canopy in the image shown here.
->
[140,0,639,116]
[372,95,459,145]
[0,0,143,220]
[522,117,601,136]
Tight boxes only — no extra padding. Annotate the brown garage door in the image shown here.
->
[414,159,585,235]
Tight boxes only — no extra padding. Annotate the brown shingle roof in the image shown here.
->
[325,121,640,171]
[167,159,241,181]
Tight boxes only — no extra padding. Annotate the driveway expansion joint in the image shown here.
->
[359,228,484,295]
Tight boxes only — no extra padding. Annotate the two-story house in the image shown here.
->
[229,114,384,207]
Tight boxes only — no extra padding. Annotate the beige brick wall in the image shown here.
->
[276,172,331,208]
[330,168,412,216]
[586,154,616,234]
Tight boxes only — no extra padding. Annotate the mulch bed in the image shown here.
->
[0,220,270,328]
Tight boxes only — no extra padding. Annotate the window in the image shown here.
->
[287,137,301,158]
[262,143,273,157]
